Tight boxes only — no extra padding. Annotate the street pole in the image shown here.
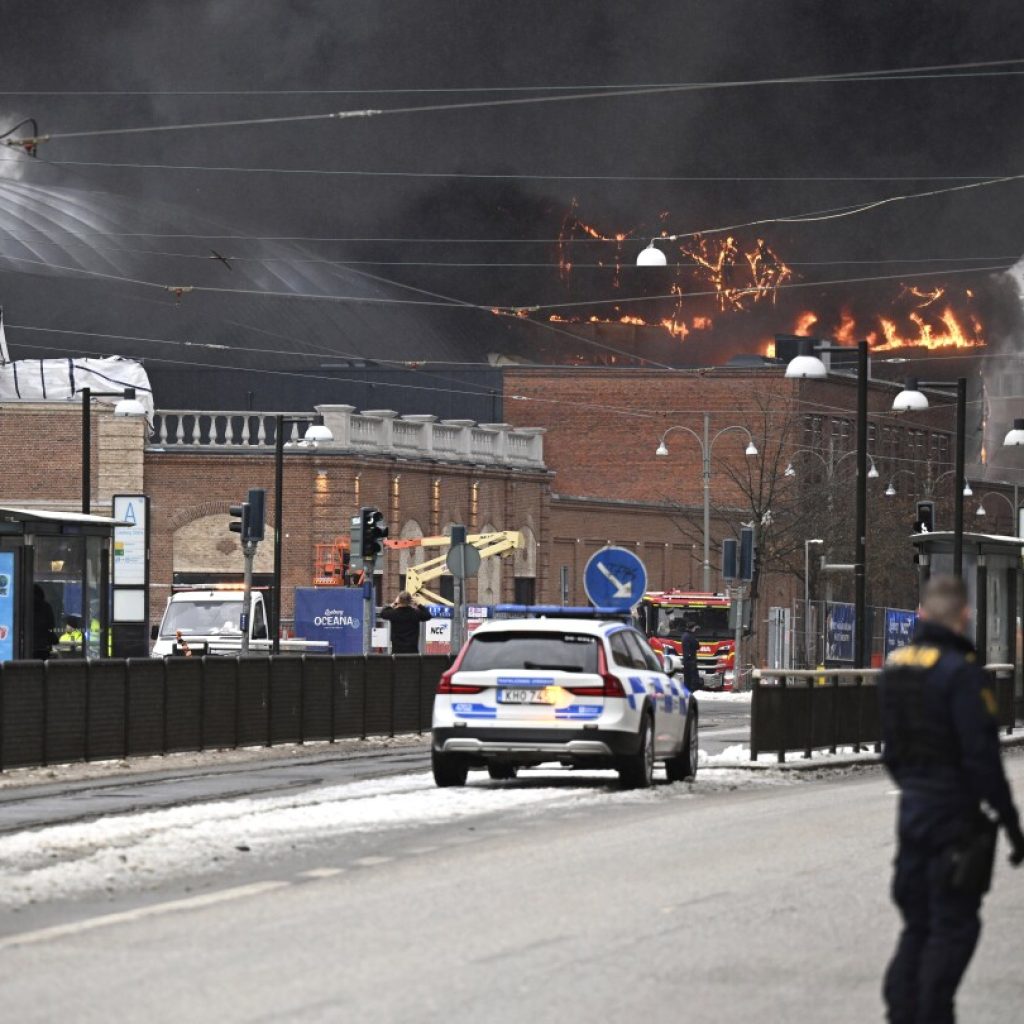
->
[702,411,711,593]
[272,414,285,654]
[81,386,91,514]
[854,340,869,669]
[804,538,823,668]
[953,377,966,579]
[362,557,375,655]
[733,585,744,691]
[240,541,255,655]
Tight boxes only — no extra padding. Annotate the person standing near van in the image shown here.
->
[381,591,432,654]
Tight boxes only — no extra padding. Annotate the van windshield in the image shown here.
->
[161,600,244,637]
[459,631,598,673]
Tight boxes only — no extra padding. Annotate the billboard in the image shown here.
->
[293,587,363,654]
[0,551,13,661]
[825,602,856,663]
[884,608,918,659]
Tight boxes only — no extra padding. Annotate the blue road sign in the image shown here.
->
[584,547,647,610]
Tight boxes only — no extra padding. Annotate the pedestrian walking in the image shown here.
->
[681,622,701,691]
[380,591,432,654]
[879,575,1024,1023]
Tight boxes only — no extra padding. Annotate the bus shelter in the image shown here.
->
[912,530,1023,712]
[0,507,123,661]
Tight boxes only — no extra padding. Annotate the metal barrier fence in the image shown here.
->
[0,654,451,771]
[751,665,1016,763]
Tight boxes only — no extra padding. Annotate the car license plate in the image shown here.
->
[498,687,552,704]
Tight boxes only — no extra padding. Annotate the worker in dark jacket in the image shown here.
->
[380,591,432,654]
[680,622,701,691]
[879,575,1024,1024]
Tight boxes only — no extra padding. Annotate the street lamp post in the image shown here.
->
[892,377,967,578]
[272,413,333,653]
[974,490,1016,532]
[655,411,758,593]
[80,386,147,514]
[785,339,870,668]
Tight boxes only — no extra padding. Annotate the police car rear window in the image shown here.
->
[459,632,598,673]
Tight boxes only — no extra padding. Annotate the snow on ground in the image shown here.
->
[0,762,796,909]
[694,690,751,703]
[705,743,880,768]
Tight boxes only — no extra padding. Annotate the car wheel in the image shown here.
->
[432,749,469,788]
[666,707,699,783]
[619,712,655,790]
[487,764,519,781]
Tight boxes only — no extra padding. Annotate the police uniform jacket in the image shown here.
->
[879,620,1020,848]
[681,630,699,663]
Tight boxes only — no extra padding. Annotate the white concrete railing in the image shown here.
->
[148,404,545,469]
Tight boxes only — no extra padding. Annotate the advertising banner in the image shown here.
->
[0,551,13,661]
[884,608,918,659]
[425,604,453,655]
[825,601,856,663]
[293,587,363,654]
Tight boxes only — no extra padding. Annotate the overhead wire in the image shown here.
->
[3,58,1024,96]
[7,58,1024,146]
[2,153,1017,183]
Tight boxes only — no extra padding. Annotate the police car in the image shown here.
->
[431,607,699,788]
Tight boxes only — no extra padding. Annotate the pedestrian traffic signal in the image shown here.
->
[228,501,251,540]
[914,500,935,534]
[739,526,755,581]
[349,512,364,571]
[360,506,388,560]
[246,488,265,542]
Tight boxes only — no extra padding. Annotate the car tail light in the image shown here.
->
[567,643,626,697]
[436,643,481,694]
[437,669,483,694]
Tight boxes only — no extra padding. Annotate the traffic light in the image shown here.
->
[360,506,388,561]
[228,501,251,540]
[246,488,265,542]
[349,512,364,571]
[914,500,935,534]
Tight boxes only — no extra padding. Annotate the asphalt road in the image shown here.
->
[1,739,1022,1022]
[0,694,751,834]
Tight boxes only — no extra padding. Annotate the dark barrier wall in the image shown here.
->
[751,670,1016,763]
[0,655,449,771]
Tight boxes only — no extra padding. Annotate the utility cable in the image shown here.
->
[6,58,1024,147]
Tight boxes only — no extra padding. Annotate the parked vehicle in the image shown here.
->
[150,588,327,656]
[431,607,699,789]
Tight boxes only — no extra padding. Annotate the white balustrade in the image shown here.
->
[150,405,545,468]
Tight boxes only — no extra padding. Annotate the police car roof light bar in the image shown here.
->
[493,604,633,620]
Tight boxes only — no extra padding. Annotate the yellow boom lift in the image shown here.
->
[384,531,523,607]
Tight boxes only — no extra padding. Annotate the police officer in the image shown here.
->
[681,622,701,691]
[880,575,1024,1023]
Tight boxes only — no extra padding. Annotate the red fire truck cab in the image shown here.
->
[635,591,744,690]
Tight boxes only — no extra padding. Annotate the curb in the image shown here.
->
[709,730,1024,772]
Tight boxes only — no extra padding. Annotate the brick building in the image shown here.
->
[503,365,964,621]
[0,402,550,629]
[1,360,1002,665]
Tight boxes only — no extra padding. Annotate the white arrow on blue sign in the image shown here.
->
[583,547,647,610]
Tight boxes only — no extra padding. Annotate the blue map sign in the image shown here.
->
[0,551,13,661]
[584,547,647,610]
[825,601,856,663]
[293,587,363,654]
[884,608,918,659]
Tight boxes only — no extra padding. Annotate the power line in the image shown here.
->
[3,153,1016,183]
[6,59,1024,147]
[0,249,1010,311]
[3,59,1024,96]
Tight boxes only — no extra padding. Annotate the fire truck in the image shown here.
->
[635,590,743,690]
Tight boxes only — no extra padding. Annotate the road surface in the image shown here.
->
[4,703,1019,1023]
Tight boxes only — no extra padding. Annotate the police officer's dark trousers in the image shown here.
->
[883,833,983,1024]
